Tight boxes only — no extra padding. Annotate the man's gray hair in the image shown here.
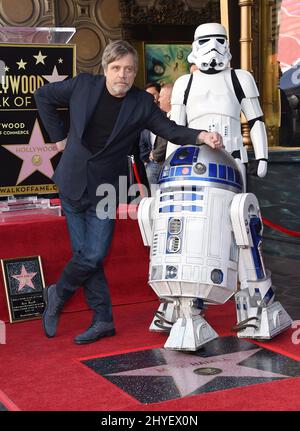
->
[102,40,139,71]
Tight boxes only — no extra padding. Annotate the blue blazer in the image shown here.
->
[139,129,152,163]
[34,73,200,202]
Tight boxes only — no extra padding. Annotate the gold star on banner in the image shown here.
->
[4,66,9,72]
[16,59,27,70]
[33,50,47,65]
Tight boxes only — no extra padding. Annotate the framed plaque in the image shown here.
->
[1,255,45,323]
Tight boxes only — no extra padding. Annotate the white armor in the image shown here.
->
[138,145,292,351]
[166,23,268,179]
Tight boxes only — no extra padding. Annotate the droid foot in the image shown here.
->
[164,315,219,351]
[234,301,292,340]
[149,300,176,332]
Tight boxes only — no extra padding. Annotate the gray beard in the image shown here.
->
[111,83,131,96]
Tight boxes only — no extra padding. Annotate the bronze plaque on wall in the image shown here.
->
[1,255,45,323]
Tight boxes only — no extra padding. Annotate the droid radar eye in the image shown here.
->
[177,149,189,159]
[193,162,206,174]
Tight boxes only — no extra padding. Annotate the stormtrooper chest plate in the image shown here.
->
[186,70,241,122]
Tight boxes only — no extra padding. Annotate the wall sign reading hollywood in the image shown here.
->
[0,43,76,196]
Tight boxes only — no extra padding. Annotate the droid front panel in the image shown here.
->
[148,145,243,304]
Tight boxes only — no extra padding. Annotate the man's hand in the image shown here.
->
[56,138,67,152]
[149,150,154,161]
[197,131,224,150]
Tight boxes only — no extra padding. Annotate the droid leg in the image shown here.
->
[149,298,177,332]
[230,193,292,339]
[149,297,207,333]
[164,298,218,351]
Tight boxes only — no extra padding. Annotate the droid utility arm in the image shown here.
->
[137,196,155,247]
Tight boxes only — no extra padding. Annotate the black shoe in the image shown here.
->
[74,321,115,345]
[42,284,65,338]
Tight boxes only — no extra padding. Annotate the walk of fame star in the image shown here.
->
[11,265,37,291]
[80,336,300,404]
[2,119,60,184]
[107,348,290,397]
[42,65,68,83]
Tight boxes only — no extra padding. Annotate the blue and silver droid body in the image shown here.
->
[151,145,241,303]
[138,145,292,351]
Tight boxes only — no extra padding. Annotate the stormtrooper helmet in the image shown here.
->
[188,23,232,73]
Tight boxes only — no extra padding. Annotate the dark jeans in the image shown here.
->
[56,190,115,322]
[145,161,162,190]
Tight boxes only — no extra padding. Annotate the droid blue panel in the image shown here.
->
[170,147,199,166]
[227,166,235,182]
[209,163,218,178]
[219,164,227,179]
[249,216,264,279]
[234,169,242,186]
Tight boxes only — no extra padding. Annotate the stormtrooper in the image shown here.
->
[167,22,268,186]
[137,23,292,351]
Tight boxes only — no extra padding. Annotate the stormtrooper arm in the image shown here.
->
[236,70,268,178]
[166,75,189,158]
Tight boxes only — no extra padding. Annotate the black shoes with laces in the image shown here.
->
[42,284,65,338]
[43,285,115,344]
[74,321,116,345]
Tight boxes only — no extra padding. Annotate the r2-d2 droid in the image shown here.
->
[138,145,292,351]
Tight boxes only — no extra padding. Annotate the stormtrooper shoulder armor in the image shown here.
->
[171,74,191,105]
[234,69,260,99]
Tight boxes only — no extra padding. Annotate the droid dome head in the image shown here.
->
[187,23,232,73]
[160,145,243,193]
